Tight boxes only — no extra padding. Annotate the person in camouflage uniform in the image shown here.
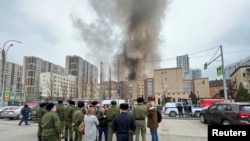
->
[91,101,100,116]
[57,100,65,134]
[106,100,119,141]
[72,101,85,141]
[36,103,47,141]
[132,97,147,141]
[64,100,75,141]
[41,103,63,141]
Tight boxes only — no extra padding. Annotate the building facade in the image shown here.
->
[65,55,98,98]
[190,68,202,79]
[22,56,65,99]
[39,72,76,101]
[0,61,23,103]
[230,66,250,94]
[225,56,250,78]
[177,54,190,80]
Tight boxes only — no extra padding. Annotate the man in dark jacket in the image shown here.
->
[112,103,136,141]
[97,107,108,141]
[41,103,63,141]
[19,104,31,126]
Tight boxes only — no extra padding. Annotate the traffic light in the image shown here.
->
[204,62,208,70]
[219,89,224,97]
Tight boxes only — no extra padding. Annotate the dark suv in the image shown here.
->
[29,104,40,121]
[200,102,250,125]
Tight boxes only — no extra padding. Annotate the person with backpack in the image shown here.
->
[132,97,147,141]
[72,101,85,141]
[107,100,119,141]
[64,100,75,141]
[147,103,159,141]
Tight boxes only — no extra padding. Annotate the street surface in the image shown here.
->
[0,117,208,141]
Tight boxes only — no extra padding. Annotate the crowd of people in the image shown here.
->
[25,97,160,141]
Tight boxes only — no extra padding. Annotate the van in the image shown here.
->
[101,99,125,107]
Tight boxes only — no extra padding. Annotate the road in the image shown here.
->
[0,117,208,141]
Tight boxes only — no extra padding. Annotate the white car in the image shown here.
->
[1,106,24,120]
[164,102,202,117]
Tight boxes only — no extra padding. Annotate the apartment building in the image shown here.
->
[154,67,188,104]
[39,72,76,100]
[22,56,65,97]
[0,61,23,103]
[192,78,210,98]
[225,56,250,78]
[177,54,190,80]
[65,55,98,98]
[230,66,250,94]
[144,78,154,102]
[190,68,202,79]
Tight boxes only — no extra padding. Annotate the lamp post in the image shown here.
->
[1,40,22,108]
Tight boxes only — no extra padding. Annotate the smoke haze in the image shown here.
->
[72,0,168,80]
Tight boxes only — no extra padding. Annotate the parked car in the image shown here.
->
[29,103,40,121]
[0,106,18,118]
[164,102,202,117]
[1,106,24,120]
[200,102,250,125]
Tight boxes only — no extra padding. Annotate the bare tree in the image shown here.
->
[45,72,54,101]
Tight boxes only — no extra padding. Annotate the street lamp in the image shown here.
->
[1,40,22,108]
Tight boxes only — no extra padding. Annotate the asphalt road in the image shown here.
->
[0,117,208,141]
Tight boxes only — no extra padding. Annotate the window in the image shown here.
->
[243,73,245,77]
[217,105,227,111]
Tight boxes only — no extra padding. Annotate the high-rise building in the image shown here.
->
[22,56,65,97]
[0,61,23,93]
[177,54,190,80]
[191,68,202,79]
[65,55,98,98]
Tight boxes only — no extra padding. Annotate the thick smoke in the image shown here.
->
[72,0,168,81]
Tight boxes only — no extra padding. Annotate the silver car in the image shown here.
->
[1,106,23,120]
[0,106,19,118]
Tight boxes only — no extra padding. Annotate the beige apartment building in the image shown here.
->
[154,67,188,104]
[192,78,210,98]
[230,66,250,94]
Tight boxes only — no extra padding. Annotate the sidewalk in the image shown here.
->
[112,118,207,141]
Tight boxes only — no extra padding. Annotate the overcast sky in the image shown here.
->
[1,0,250,81]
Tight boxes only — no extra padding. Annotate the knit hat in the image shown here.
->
[46,103,55,111]
[120,103,129,110]
[91,101,97,106]
[39,103,46,108]
[137,97,144,103]
[78,101,85,108]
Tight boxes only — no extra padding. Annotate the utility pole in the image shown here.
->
[204,45,227,102]
[99,61,103,102]
[220,45,228,102]
[117,59,120,103]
